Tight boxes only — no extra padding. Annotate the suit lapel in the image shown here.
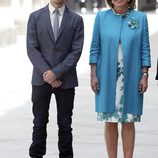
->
[44,5,55,43]
[56,6,69,42]
[43,5,69,43]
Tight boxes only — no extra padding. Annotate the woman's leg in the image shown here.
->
[104,122,118,158]
[121,123,135,158]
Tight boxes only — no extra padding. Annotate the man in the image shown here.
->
[156,60,158,80]
[27,0,84,157]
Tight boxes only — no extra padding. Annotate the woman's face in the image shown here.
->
[112,0,128,7]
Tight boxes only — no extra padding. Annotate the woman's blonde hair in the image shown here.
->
[106,0,136,9]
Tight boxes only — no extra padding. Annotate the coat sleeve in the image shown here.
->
[89,12,101,64]
[27,14,51,75]
[52,17,84,79]
[141,14,151,68]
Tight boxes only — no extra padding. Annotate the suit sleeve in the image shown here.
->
[89,12,101,64]
[141,14,151,68]
[52,17,84,79]
[27,14,51,75]
[156,59,158,80]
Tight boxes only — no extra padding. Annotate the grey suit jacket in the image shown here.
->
[27,5,84,89]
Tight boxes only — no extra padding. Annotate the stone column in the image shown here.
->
[138,0,156,11]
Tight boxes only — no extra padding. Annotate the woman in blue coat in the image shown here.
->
[89,0,151,157]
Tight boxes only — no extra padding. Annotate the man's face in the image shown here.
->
[51,0,65,5]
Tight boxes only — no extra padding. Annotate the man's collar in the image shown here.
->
[49,3,65,15]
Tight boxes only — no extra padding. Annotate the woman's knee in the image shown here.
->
[105,122,118,130]
[122,123,135,130]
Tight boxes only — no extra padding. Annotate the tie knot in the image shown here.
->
[54,9,60,15]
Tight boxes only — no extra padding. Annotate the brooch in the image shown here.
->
[128,17,139,29]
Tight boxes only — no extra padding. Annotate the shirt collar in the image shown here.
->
[49,3,65,16]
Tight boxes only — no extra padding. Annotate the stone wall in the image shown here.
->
[138,0,157,11]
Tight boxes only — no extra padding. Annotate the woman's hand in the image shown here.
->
[90,64,99,94]
[139,76,148,94]
[91,75,99,94]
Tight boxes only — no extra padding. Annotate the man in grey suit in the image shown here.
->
[27,0,84,157]
[156,60,158,80]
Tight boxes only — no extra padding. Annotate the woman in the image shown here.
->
[89,0,151,157]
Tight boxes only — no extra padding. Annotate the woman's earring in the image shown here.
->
[128,0,131,3]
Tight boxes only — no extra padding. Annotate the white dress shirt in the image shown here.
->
[49,3,65,31]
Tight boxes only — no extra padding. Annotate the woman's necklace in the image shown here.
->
[112,8,130,17]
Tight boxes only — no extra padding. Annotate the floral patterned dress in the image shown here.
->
[97,44,141,123]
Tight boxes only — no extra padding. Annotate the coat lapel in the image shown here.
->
[56,6,69,42]
[44,5,55,43]
[43,5,69,43]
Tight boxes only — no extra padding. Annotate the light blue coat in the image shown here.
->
[89,9,151,115]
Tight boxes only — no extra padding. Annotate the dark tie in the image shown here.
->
[53,9,59,41]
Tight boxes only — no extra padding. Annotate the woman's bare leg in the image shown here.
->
[104,122,118,158]
[122,123,135,158]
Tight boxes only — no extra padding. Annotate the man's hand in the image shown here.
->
[51,80,62,88]
[43,70,56,84]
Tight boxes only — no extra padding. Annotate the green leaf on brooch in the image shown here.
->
[128,17,139,29]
